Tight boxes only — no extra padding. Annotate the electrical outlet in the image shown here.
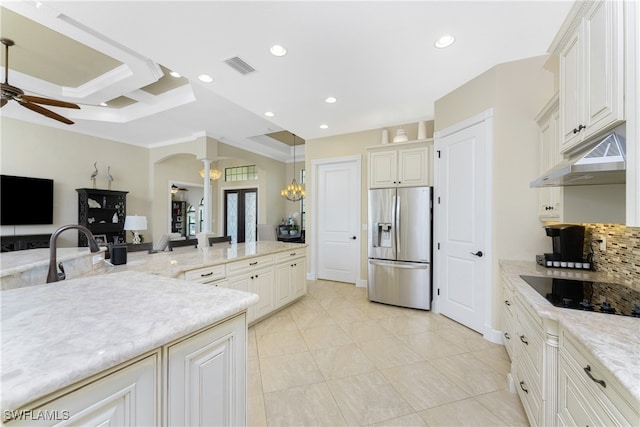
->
[599,237,606,252]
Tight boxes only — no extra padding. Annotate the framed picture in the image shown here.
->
[94,234,107,245]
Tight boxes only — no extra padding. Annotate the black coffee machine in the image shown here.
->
[541,224,585,266]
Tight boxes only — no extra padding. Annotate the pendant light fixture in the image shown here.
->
[281,133,305,201]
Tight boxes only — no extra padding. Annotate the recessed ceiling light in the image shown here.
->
[270,45,287,57]
[324,96,337,104]
[169,71,181,78]
[264,111,275,117]
[198,74,213,83]
[435,34,455,49]
[320,124,329,129]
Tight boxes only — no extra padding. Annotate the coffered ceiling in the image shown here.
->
[0,1,573,161]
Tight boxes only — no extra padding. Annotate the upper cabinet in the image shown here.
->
[536,94,563,221]
[556,0,624,153]
[367,140,433,188]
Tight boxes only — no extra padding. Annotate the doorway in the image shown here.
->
[434,109,493,336]
[224,188,258,243]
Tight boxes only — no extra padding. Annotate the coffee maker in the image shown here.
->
[539,224,585,268]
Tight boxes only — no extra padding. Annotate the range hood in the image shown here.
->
[530,131,626,188]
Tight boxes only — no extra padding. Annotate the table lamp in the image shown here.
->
[124,215,147,244]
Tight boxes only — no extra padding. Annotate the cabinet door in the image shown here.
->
[250,267,275,321]
[369,150,397,188]
[538,109,563,220]
[291,257,307,300]
[559,27,584,151]
[274,262,293,307]
[167,314,246,427]
[9,354,159,426]
[583,0,624,140]
[397,147,429,187]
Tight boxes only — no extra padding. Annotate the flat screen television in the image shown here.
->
[0,175,54,225]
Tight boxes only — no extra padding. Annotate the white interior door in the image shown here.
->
[434,111,492,335]
[316,158,360,283]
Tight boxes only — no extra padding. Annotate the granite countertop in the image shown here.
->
[111,241,307,278]
[0,271,259,413]
[0,247,106,278]
[500,260,640,403]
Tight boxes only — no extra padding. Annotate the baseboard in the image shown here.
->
[484,326,504,345]
[306,272,316,281]
[355,278,367,288]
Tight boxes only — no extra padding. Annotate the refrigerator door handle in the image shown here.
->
[372,222,379,247]
[368,259,428,269]
[396,195,401,252]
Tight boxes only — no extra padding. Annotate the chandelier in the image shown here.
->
[281,133,305,201]
[199,168,222,180]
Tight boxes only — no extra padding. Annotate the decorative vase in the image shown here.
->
[417,121,427,140]
[393,129,408,143]
[381,129,389,144]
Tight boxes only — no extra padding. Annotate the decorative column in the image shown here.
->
[201,159,212,233]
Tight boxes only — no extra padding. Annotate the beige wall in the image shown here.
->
[0,117,150,247]
[434,55,556,332]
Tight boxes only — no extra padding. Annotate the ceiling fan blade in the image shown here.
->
[19,101,74,125]
[20,95,80,109]
[1,99,7,108]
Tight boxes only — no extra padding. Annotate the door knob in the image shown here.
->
[350,236,357,240]
[470,251,483,257]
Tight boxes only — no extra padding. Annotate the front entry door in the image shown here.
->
[315,157,360,283]
[434,110,492,335]
[224,188,257,243]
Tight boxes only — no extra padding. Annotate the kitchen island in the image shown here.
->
[500,261,639,426]
[1,271,259,425]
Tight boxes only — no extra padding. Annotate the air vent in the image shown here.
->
[224,56,256,75]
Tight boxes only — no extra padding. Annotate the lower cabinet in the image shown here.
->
[8,353,159,426]
[557,329,640,427]
[167,314,246,427]
[274,249,308,308]
[6,314,246,427]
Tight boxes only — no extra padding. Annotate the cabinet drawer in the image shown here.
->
[514,360,543,426]
[515,298,544,391]
[184,265,225,283]
[275,249,306,263]
[560,329,640,425]
[227,255,273,276]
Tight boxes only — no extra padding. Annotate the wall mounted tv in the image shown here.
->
[0,175,54,225]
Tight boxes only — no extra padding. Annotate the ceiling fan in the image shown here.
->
[1,38,80,125]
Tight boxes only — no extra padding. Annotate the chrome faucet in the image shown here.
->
[47,224,101,283]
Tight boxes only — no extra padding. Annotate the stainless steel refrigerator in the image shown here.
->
[368,186,432,310]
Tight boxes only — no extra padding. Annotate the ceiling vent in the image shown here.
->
[224,56,256,75]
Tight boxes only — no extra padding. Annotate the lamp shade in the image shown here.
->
[124,215,147,231]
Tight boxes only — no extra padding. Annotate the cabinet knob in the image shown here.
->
[519,381,529,394]
[504,300,511,306]
[519,335,528,345]
[573,124,586,134]
[504,332,511,340]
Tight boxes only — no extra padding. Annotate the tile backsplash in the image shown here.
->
[583,224,640,288]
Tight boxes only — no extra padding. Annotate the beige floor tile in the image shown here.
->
[247,357,263,397]
[417,398,511,427]
[260,351,325,393]
[247,393,267,427]
[253,310,299,336]
[263,383,347,426]
[291,306,338,330]
[317,295,361,310]
[327,371,414,425]
[255,329,308,358]
[300,323,354,350]
[373,412,427,426]
[362,301,411,319]
[247,330,259,360]
[311,342,376,380]
[435,325,497,352]
[471,346,512,376]
[379,314,439,336]
[428,353,506,396]
[326,306,372,324]
[474,389,529,426]
[400,330,467,360]
[340,319,394,343]
[381,361,470,411]
[358,336,423,369]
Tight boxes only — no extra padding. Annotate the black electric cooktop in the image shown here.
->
[520,275,640,318]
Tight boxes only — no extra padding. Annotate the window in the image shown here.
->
[225,165,258,182]
[300,169,306,230]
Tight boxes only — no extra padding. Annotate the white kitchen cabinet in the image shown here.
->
[558,328,640,427]
[7,353,159,426]
[274,248,308,307]
[167,314,247,427]
[556,0,624,153]
[368,140,433,188]
[226,255,275,323]
[501,278,516,359]
[536,95,563,220]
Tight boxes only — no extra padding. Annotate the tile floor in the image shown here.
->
[247,279,529,426]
